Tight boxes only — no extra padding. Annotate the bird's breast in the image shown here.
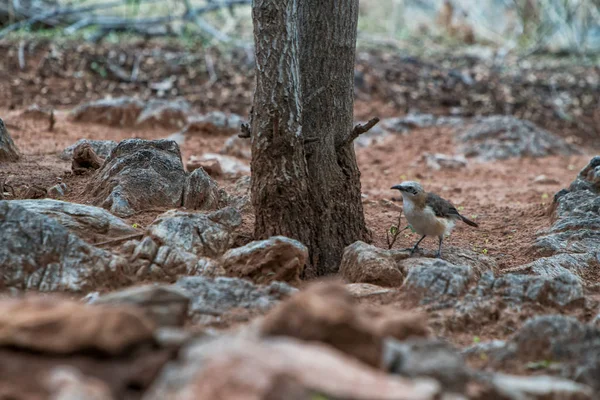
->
[403,200,453,237]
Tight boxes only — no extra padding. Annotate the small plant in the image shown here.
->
[386,209,408,249]
[132,223,139,229]
[472,336,481,343]
[482,248,488,255]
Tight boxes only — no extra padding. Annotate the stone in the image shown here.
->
[219,236,308,284]
[0,118,20,162]
[176,276,296,319]
[90,284,190,327]
[533,174,560,185]
[48,183,67,199]
[20,104,53,120]
[86,139,187,217]
[136,98,191,129]
[143,337,442,400]
[0,201,126,291]
[69,97,145,127]
[11,199,137,243]
[490,374,593,400]
[0,295,155,355]
[506,253,599,286]
[401,258,473,303]
[187,153,250,177]
[44,366,116,400]
[184,111,245,135]
[182,167,221,211]
[60,139,118,161]
[339,241,407,287]
[345,283,396,298]
[220,133,251,159]
[456,116,580,161]
[383,338,469,393]
[148,207,241,258]
[71,142,105,174]
[380,113,464,134]
[423,153,468,170]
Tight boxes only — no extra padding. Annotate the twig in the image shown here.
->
[48,110,55,132]
[386,210,408,249]
[18,40,26,70]
[337,117,380,149]
[204,52,218,86]
[93,233,144,247]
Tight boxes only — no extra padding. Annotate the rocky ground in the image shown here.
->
[1,38,600,399]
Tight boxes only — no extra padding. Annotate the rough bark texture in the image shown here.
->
[251,0,369,277]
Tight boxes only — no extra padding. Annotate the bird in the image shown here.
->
[391,181,479,258]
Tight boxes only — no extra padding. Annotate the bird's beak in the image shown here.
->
[391,184,404,191]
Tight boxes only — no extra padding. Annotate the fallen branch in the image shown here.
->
[337,117,380,149]
[94,233,144,247]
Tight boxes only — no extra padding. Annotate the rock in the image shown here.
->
[490,374,593,400]
[401,258,473,303]
[20,104,53,120]
[136,98,191,129]
[345,283,396,298]
[380,113,464,134]
[143,337,442,400]
[505,253,599,286]
[125,237,200,279]
[383,338,469,393]
[176,276,296,320]
[220,133,251,159]
[86,139,187,217]
[0,118,20,162]
[48,183,67,199]
[69,97,145,127]
[423,153,468,170]
[533,174,560,185]
[147,207,241,258]
[456,116,579,161]
[219,236,308,284]
[184,111,245,135]
[60,139,118,161]
[90,284,190,327]
[45,366,116,400]
[187,153,250,177]
[11,199,137,243]
[72,142,105,174]
[339,241,407,287]
[182,167,221,211]
[0,201,126,291]
[0,295,155,355]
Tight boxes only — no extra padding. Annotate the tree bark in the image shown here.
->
[251,0,371,277]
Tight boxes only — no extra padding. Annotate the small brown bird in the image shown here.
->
[391,181,478,258]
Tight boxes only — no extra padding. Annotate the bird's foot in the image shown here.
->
[435,251,442,259]
[409,247,420,257]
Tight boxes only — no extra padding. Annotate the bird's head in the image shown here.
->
[391,181,425,199]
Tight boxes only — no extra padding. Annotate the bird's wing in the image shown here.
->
[425,192,461,219]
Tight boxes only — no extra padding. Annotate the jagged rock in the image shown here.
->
[219,236,308,284]
[10,199,137,242]
[383,338,469,393]
[0,118,20,162]
[86,139,187,217]
[505,253,599,286]
[71,142,105,174]
[184,111,245,135]
[143,337,441,400]
[90,284,190,327]
[176,276,296,321]
[182,167,221,211]
[340,241,407,287]
[124,236,200,279]
[0,201,126,291]
[401,258,474,303]
[0,295,155,355]
[221,134,251,159]
[69,97,145,127]
[490,374,593,400]
[148,207,241,258]
[456,116,580,161]
[136,98,191,129]
[48,183,67,199]
[187,153,250,177]
[60,139,118,161]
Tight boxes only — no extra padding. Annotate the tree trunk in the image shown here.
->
[251,0,371,277]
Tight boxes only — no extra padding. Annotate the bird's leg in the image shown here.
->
[410,235,427,256]
[436,235,443,258]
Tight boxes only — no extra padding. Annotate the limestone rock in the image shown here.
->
[60,139,118,161]
[0,201,126,291]
[182,167,221,211]
[0,118,20,162]
[401,258,473,303]
[86,139,187,217]
[456,116,580,161]
[69,97,145,127]
[136,98,191,129]
[184,111,245,135]
[490,374,593,400]
[339,241,407,287]
[11,199,137,243]
[219,236,308,284]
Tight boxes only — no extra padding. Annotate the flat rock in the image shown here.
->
[86,139,187,217]
[0,294,155,355]
[423,152,467,170]
[401,258,474,303]
[490,373,593,400]
[143,336,441,400]
[11,199,137,243]
[505,253,599,286]
[148,207,241,258]
[340,241,407,287]
[90,284,190,327]
[60,139,118,161]
[184,111,245,135]
[135,98,191,129]
[219,236,308,284]
[0,118,20,162]
[69,97,145,127]
[456,115,580,161]
[175,276,296,320]
[0,201,126,291]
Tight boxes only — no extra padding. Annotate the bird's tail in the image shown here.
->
[460,214,479,227]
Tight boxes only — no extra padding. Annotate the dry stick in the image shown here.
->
[338,117,380,149]
[94,233,144,247]
[386,209,408,249]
